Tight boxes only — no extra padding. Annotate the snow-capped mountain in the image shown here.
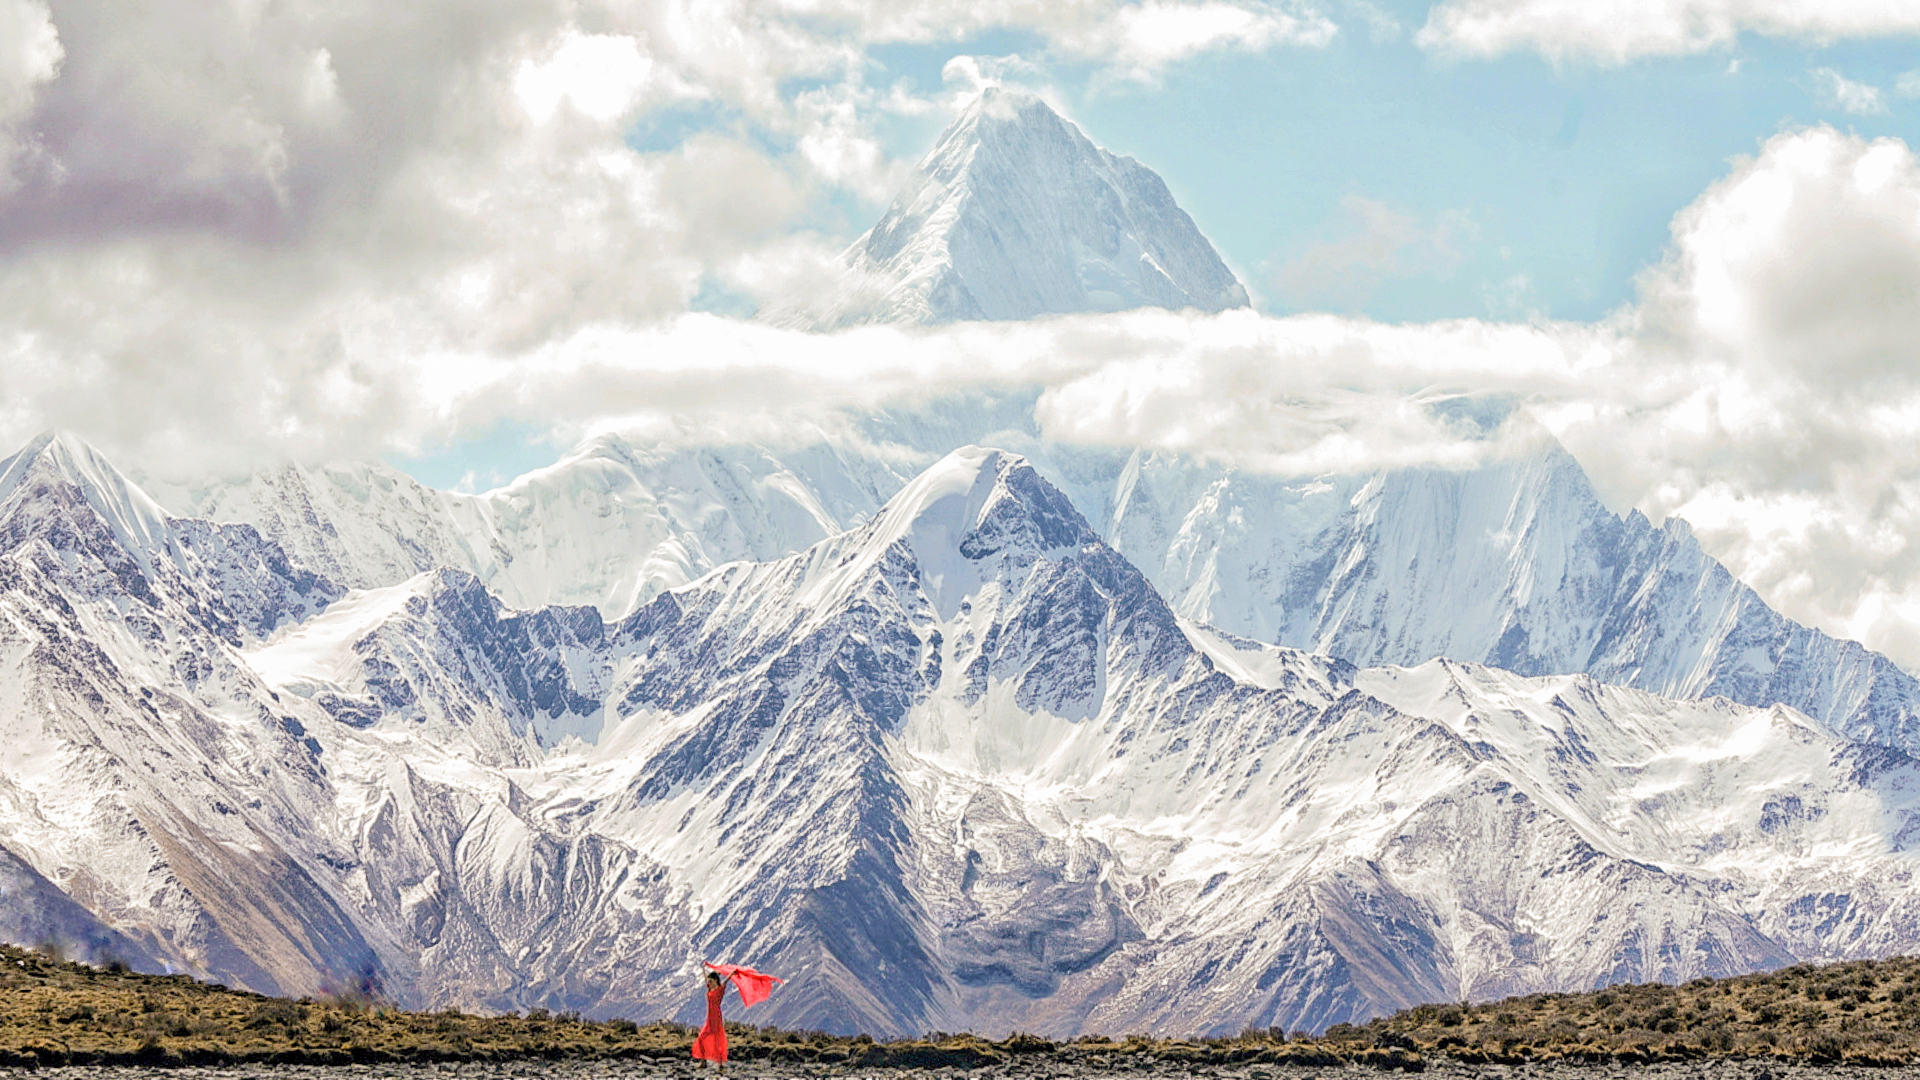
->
[1091,438,1920,756]
[792,89,1251,328]
[10,434,1920,1038]
[148,436,914,619]
[13,37,1919,1043]
[149,458,483,595]
[0,433,371,997]
[153,400,1920,762]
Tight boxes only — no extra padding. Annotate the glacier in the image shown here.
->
[9,432,1920,1038]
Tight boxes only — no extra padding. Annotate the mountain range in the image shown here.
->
[9,432,1920,1037]
[146,397,1920,759]
[7,89,1920,1039]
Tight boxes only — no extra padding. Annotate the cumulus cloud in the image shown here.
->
[941,54,1050,97]
[1811,67,1889,115]
[1417,0,1920,63]
[513,31,669,125]
[0,0,61,187]
[0,0,832,476]
[1555,126,1920,667]
[804,0,1335,78]
[1632,126,1920,398]
[1065,1,1339,82]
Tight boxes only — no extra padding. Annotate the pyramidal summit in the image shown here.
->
[795,88,1251,328]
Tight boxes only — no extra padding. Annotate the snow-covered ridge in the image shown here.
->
[8,435,1920,1039]
[1,431,174,573]
[248,572,444,697]
[147,435,911,624]
[791,88,1250,328]
[143,405,1920,763]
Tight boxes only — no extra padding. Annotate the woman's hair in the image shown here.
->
[706,970,722,986]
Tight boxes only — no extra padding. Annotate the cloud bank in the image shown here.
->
[6,1,1920,670]
[1418,0,1920,63]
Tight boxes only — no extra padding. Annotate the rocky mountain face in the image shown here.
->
[0,433,374,998]
[791,88,1251,328]
[8,435,1920,1040]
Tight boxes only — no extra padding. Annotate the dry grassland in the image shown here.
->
[10,943,1920,1069]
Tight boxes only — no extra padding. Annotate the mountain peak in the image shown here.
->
[881,446,1093,552]
[858,446,1097,617]
[936,86,1063,153]
[0,430,173,558]
[2,430,109,491]
[796,89,1250,329]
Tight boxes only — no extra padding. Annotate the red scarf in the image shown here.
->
[704,962,782,1007]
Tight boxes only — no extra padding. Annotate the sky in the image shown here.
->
[5,0,1920,665]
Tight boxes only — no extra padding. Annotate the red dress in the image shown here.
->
[692,982,727,1062]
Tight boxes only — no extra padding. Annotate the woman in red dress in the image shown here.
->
[693,969,732,1071]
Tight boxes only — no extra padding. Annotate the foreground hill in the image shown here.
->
[1355,955,1920,1064]
[0,942,1348,1069]
[9,943,1920,1068]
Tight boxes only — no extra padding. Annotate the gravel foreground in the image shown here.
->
[0,1062,1899,1080]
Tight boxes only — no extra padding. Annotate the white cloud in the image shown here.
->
[1898,69,1920,98]
[1079,1,1339,81]
[1554,126,1920,667]
[1348,0,1403,41]
[396,307,1610,490]
[1029,314,1595,474]
[941,54,1049,96]
[0,0,60,187]
[513,31,660,125]
[1633,126,1920,397]
[1811,67,1889,115]
[1482,272,1537,319]
[1418,0,1920,64]
[796,0,1336,79]
[790,81,914,201]
[0,0,841,473]
[0,0,59,117]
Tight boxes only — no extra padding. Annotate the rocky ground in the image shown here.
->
[0,1061,1903,1080]
[11,945,1920,1073]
